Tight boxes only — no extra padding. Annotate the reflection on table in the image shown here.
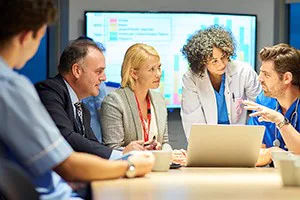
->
[92,167,300,200]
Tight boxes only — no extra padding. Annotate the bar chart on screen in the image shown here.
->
[86,12,257,108]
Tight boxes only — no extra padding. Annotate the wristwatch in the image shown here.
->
[125,160,136,178]
[277,117,289,129]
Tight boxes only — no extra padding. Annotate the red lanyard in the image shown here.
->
[135,94,151,142]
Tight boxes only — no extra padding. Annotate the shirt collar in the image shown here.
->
[277,98,299,118]
[63,79,80,106]
[0,56,17,79]
[0,56,11,71]
[225,61,239,76]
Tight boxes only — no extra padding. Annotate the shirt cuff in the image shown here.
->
[109,150,123,160]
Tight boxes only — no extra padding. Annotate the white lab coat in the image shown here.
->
[181,60,262,140]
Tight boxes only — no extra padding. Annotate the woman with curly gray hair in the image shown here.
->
[181,25,261,139]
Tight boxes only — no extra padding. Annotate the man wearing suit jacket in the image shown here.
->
[35,39,145,159]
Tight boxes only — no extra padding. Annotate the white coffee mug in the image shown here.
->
[150,150,172,172]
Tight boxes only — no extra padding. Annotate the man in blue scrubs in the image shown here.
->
[83,81,107,142]
[244,43,300,166]
[0,1,154,199]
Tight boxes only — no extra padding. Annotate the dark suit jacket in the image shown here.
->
[35,75,112,159]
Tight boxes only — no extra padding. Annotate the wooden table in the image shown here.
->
[92,167,300,200]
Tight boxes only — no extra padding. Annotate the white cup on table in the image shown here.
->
[150,150,172,172]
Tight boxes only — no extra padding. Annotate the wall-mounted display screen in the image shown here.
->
[85,11,257,108]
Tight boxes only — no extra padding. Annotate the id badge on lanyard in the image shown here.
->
[135,94,151,142]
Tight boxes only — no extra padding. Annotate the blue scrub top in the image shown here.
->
[248,92,300,150]
[213,74,230,124]
[82,82,107,143]
[0,57,76,199]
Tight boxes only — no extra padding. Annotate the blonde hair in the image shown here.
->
[121,43,160,90]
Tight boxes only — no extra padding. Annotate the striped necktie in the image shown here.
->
[74,102,86,137]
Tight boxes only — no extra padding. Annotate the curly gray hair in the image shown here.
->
[181,24,236,76]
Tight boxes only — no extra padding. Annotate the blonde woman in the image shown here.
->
[100,43,186,164]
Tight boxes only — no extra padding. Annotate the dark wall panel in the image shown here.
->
[289,3,300,49]
[16,33,47,84]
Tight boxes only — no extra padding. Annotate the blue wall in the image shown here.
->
[289,3,300,49]
[16,33,48,84]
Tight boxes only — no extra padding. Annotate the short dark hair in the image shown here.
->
[181,25,236,76]
[75,36,106,51]
[0,0,57,46]
[259,43,300,87]
[58,39,105,75]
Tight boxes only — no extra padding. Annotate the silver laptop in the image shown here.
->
[186,124,265,167]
